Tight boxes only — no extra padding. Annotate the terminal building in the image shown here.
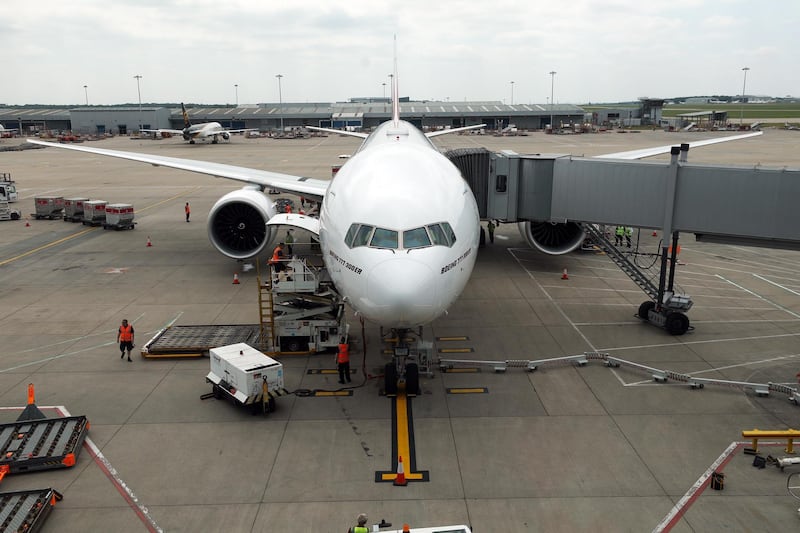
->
[0,98,666,136]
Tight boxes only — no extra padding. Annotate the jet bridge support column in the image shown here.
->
[644,145,692,335]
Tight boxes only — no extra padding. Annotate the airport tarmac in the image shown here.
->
[1,129,799,532]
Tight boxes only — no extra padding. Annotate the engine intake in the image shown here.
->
[518,221,585,255]
[208,189,277,259]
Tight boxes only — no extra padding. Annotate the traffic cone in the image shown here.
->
[652,230,657,237]
[25,218,30,227]
[561,268,569,280]
[232,273,240,285]
[146,236,152,247]
[393,455,407,486]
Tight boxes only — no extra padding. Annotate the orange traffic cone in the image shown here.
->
[652,230,658,237]
[25,219,30,227]
[394,455,407,486]
[146,236,152,247]
[232,273,240,285]
[561,268,569,280]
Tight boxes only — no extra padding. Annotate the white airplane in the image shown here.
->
[142,103,254,144]
[26,65,763,358]
[0,125,18,137]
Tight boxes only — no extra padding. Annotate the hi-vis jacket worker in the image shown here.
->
[117,319,135,362]
[625,227,633,248]
[269,243,285,272]
[615,226,625,246]
[337,337,351,384]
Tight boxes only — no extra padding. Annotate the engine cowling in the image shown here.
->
[208,188,277,259]
[518,221,585,255]
[221,132,230,140]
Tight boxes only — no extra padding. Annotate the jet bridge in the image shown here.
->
[448,145,800,334]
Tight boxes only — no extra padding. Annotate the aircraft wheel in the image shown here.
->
[405,363,420,396]
[384,363,398,396]
[638,300,655,319]
[189,140,195,144]
[665,311,690,335]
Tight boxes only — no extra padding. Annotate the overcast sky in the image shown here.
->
[1,0,797,106]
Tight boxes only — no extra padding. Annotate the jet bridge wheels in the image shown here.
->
[638,300,691,336]
[665,311,690,335]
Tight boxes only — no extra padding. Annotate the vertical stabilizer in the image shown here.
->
[391,36,400,126]
[181,103,192,129]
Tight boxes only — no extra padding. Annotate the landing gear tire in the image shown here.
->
[384,363,398,396]
[665,311,690,335]
[638,301,656,319]
[405,363,420,396]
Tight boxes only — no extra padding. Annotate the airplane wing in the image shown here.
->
[306,126,368,139]
[224,129,259,134]
[26,139,329,200]
[141,128,185,135]
[596,131,763,160]
[425,124,486,138]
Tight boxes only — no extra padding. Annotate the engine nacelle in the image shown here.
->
[208,188,277,260]
[518,220,585,255]
[221,132,230,140]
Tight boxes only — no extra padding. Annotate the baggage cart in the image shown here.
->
[63,197,89,222]
[205,343,286,414]
[82,200,106,226]
[103,203,135,230]
[32,196,64,220]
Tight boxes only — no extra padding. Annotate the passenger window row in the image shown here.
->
[345,222,456,250]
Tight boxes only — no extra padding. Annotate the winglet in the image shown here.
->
[391,36,400,127]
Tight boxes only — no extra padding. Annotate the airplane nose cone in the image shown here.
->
[368,258,437,325]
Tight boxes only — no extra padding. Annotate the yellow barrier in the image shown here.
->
[742,429,800,454]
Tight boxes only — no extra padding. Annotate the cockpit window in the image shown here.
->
[427,222,456,247]
[346,222,454,250]
[353,224,374,247]
[370,228,398,249]
[403,227,431,249]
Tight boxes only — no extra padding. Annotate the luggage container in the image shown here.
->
[205,343,285,414]
[32,196,64,219]
[103,203,135,230]
[63,197,89,222]
[82,200,106,226]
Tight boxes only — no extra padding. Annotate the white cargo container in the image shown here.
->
[206,343,284,413]
[103,203,135,230]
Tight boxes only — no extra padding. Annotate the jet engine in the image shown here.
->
[517,221,585,255]
[208,188,277,259]
[221,132,230,140]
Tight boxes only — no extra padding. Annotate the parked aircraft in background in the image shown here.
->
[142,103,254,144]
[0,125,18,138]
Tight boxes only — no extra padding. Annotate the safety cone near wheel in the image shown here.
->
[146,236,152,247]
[394,455,407,486]
[561,268,569,280]
[232,273,240,285]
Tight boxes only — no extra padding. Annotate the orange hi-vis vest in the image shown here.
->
[269,246,282,264]
[337,343,349,364]
[119,325,133,342]
[185,204,191,214]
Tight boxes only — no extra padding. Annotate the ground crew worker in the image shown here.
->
[337,337,351,384]
[269,243,285,272]
[625,227,633,248]
[487,220,495,244]
[285,230,294,255]
[185,202,190,222]
[117,319,135,362]
[348,513,369,533]
[284,203,292,214]
[615,226,624,246]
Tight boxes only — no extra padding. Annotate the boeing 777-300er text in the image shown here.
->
[141,103,254,144]
[28,68,762,389]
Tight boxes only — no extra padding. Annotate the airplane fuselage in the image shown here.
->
[319,120,480,328]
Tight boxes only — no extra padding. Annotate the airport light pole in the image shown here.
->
[234,84,238,107]
[510,81,514,106]
[275,74,284,132]
[740,66,750,125]
[549,71,556,130]
[83,85,88,106]
[133,75,143,133]
[382,82,386,100]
